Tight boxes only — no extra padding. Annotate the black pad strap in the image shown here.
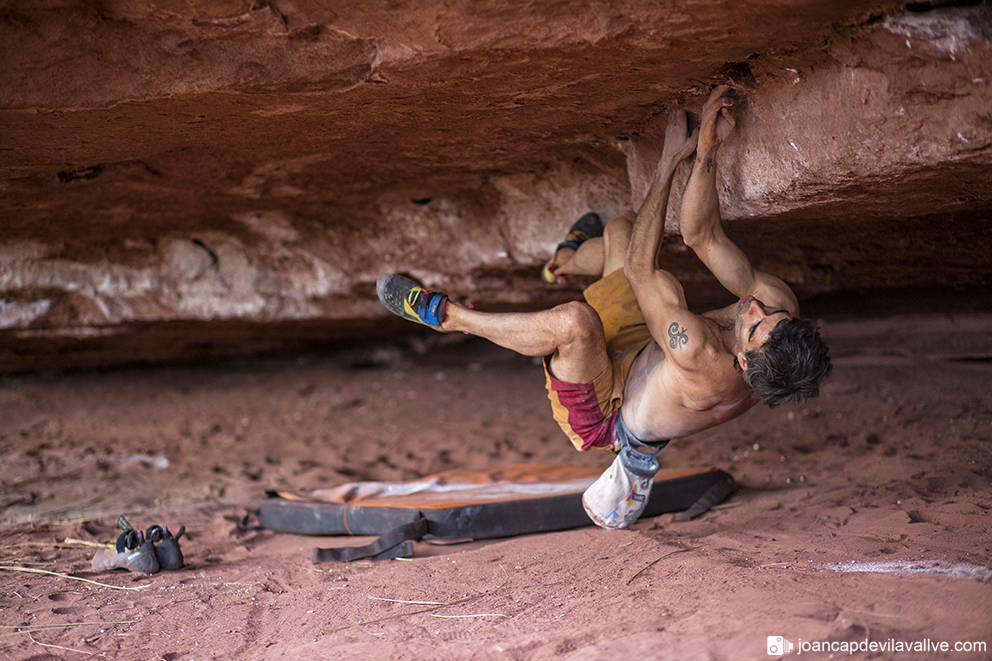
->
[312,517,428,563]
[238,509,264,532]
[672,474,735,522]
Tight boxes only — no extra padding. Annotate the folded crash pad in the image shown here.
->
[258,464,733,561]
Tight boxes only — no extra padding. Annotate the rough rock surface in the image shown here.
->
[2,0,991,370]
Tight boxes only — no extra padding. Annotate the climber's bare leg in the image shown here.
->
[440,209,643,381]
[549,211,635,279]
[601,211,634,276]
[441,301,609,383]
[548,238,604,278]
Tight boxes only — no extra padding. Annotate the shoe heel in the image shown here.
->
[120,540,160,574]
[155,538,184,570]
[154,525,185,570]
[541,262,558,284]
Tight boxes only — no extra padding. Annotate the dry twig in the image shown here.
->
[1,620,138,640]
[366,595,444,605]
[28,632,103,657]
[323,566,510,633]
[626,546,702,585]
[1,620,138,631]
[0,565,151,591]
[843,608,905,619]
[62,538,111,548]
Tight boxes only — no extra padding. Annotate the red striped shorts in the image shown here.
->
[544,268,653,453]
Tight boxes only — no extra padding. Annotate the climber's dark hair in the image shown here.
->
[741,317,832,408]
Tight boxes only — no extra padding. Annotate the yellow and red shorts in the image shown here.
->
[544,269,654,453]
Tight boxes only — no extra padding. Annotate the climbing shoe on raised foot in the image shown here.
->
[376,274,449,331]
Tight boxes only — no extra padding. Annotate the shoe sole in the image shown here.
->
[376,274,445,330]
[569,212,603,239]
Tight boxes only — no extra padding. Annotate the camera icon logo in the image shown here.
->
[767,636,794,656]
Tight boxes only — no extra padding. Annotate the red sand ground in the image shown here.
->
[1,313,990,660]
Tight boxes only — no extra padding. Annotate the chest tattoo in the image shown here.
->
[668,322,689,349]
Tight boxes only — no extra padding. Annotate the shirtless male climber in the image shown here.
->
[377,86,832,528]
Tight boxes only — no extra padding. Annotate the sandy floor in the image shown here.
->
[1,313,990,660]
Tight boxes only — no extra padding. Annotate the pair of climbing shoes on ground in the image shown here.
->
[91,514,185,575]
